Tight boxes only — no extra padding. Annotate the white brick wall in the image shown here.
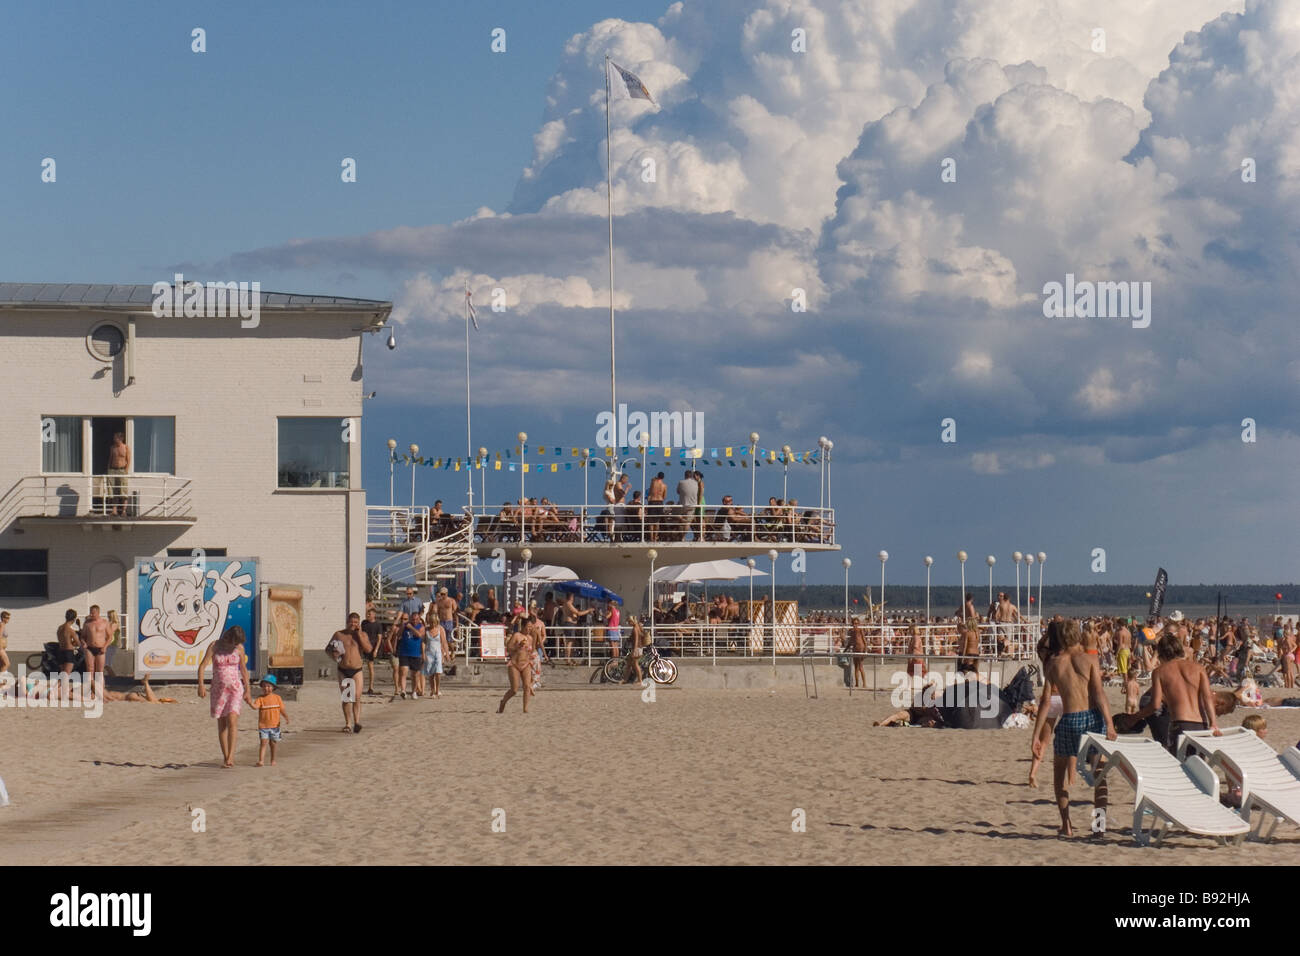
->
[0,309,375,653]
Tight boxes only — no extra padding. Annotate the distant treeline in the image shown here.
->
[756,583,1298,610]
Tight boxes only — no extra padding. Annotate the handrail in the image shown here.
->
[466,502,835,546]
[442,621,1037,668]
[368,508,476,592]
[0,474,195,528]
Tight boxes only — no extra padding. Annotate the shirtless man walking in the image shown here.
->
[435,587,458,666]
[80,604,111,698]
[1030,620,1116,837]
[647,471,667,540]
[328,612,371,733]
[1134,631,1221,752]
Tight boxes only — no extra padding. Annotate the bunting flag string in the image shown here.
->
[395,443,822,473]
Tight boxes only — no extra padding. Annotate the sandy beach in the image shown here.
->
[3,679,1298,865]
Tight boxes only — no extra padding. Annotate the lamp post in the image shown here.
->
[409,443,419,509]
[478,446,488,522]
[1037,552,1046,622]
[1013,552,1023,620]
[842,557,852,627]
[781,444,792,501]
[520,547,532,612]
[1025,552,1035,621]
[746,558,756,641]
[517,431,527,542]
[924,556,933,624]
[639,431,649,541]
[817,436,828,513]
[648,548,658,647]
[749,432,760,541]
[957,551,968,622]
[581,448,590,539]
[768,548,778,666]
[986,555,996,609]
[878,551,889,636]
[824,438,834,510]
[387,438,397,508]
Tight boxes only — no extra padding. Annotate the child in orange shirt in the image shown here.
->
[251,675,290,766]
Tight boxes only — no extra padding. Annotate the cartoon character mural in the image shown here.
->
[135,557,257,678]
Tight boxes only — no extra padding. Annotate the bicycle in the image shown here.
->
[603,642,677,685]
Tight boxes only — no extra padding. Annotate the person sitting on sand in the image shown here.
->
[1030,619,1115,837]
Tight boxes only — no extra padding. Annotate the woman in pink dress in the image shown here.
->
[197,626,253,768]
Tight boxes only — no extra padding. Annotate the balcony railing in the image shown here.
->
[365,503,836,549]
[467,502,835,546]
[0,474,195,527]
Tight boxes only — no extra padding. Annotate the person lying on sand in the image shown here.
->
[873,706,943,728]
[103,675,177,703]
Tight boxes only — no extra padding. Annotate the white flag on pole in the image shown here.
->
[466,286,478,330]
[610,61,654,103]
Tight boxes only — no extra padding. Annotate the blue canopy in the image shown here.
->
[552,579,623,605]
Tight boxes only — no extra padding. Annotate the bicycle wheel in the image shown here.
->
[649,657,677,684]
[602,657,624,683]
[26,653,44,672]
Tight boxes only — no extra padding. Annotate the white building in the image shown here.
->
[0,282,390,670]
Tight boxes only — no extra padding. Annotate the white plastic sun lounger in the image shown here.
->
[1077,733,1250,846]
[1177,727,1300,841]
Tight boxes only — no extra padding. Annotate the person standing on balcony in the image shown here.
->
[107,432,130,516]
[647,471,666,541]
[676,468,698,539]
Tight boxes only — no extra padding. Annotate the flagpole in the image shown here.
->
[605,53,617,466]
[464,286,478,598]
[465,284,473,519]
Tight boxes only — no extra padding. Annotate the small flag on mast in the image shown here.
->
[610,61,654,103]
[465,286,478,330]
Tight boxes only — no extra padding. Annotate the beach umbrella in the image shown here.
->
[505,564,577,583]
[552,579,623,605]
[652,559,768,583]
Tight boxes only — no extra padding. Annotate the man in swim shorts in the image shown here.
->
[329,612,370,733]
[1031,619,1115,837]
[1134,631,1221,753]
[79,604,111,698]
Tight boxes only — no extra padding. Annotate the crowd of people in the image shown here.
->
[475,469,831,544]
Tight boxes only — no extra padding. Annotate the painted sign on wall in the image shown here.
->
[134,557,257,678]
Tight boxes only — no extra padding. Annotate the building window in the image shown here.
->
[165,548,227,558]
[41,416,83,473]
[134,417,176,474]
[278,418,349,489]
[0,550,49,599]
[87,323,126,361]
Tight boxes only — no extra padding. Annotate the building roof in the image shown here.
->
[0,283,391,316]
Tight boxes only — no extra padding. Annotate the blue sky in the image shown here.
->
[4,0,1296,586]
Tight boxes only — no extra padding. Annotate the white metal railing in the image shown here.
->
[464,502,835,546]
[0,474,194,527]
[369,510,475,591]
[441,620,1039,667]
[366,505,433,546]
